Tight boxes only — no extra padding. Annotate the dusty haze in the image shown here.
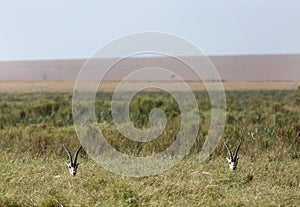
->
[0,54,299,81]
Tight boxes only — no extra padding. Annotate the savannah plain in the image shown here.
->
[0,79,299,206]
[0,55,300,206]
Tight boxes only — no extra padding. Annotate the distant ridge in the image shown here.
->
[0,54,299,81]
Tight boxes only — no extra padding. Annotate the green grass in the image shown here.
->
[0,89,300,206]
[1,154,299,206]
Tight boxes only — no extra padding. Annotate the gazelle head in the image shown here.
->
[63,144,82,176]
[224,138,242,171]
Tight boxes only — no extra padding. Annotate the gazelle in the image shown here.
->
[224,138,242,171]
[63,144,82,176]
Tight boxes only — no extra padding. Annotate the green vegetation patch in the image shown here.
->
[0,89,299,206]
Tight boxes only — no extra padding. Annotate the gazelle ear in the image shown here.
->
[65,162,72,168]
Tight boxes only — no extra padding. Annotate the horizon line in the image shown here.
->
[1,53,300,63]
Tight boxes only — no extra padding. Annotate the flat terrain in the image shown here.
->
[1,55,300,81]
[0,80,300,93]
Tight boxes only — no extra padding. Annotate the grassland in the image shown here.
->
[0,88,300,206]
[0,80,300,93]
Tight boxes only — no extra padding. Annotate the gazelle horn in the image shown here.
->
[224,140,233,159]
[233,138,242,160]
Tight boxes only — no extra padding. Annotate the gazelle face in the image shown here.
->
[226,157,239,170]
[224,138,242,171]
[63,144,82,176]
[66,162,79,176]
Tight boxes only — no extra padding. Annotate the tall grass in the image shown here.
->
[0,89,299,206]
[0,90,299,159]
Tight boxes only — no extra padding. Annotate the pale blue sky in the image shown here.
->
[0,0,299,60]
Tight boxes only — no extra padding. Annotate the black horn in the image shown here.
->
[63,144,73,165]
[74,145,82,166]
[224,140,233,159]
[233,138,242,160]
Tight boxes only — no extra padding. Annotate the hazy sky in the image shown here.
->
[0,0,300,60]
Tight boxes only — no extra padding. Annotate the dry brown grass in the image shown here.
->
[0,80,299,93]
